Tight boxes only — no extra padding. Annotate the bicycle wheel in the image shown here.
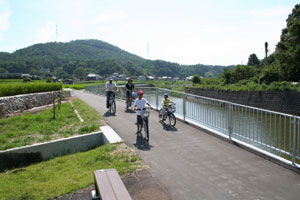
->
[109,101,112,113]
[144,119,149,144]
[129,97,132,109]
[137,123,142,133]
[112,100,116,114]
[169,113,176,127]
[158,109,163,122]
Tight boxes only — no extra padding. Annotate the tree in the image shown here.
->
[274,4,300,81]
[205,71,214,78]
[247,53,260,66]
[54,67,69,79]
[222,68,232,84]
[222,65,258,84]
[74,67,86,80]
[0,68,8,73]
[192,75,201,84]
[259,65,280,84]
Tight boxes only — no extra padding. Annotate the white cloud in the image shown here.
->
[92,10,126,24]
[249,6,293,17]
[0,9,11,31]
[35,21,56,43]
[0,0,11,41]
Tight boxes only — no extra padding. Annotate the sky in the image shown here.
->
[0,0,299,66]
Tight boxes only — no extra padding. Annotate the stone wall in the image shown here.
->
[0,91,62,117]
[184,88,300,116]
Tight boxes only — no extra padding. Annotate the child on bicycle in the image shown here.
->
[134,90,152,127]
[161,93,176,122]
[105,78,118,109]
[125,78,134,108]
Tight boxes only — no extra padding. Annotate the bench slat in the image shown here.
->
[106,169,132,200]
[95,170,117,200]
[94,169,132,200]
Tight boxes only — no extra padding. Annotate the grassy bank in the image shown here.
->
[0,99,103,150]
[189,80,300,92]
[0,82,63,97]
[0,143,141,200]
[63,80,106,90]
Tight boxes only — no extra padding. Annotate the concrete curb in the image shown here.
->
[101,125,123,144]
[0,131,103,161]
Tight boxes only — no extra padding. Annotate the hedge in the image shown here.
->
[0,83,63,97]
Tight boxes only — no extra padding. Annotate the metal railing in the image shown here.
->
[85,85,300,166]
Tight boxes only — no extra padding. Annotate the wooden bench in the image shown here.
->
[92,168,132,200]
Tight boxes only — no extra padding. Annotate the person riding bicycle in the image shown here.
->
[134,90,152,127]
[161,93,176,122]
[105,78,118,109]
[125,78,135,107]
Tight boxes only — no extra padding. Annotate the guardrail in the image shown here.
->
[85,85,300,167]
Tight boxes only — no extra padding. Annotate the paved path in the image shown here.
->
[75,90,300,200]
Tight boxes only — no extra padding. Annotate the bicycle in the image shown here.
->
[108,92,116,114]
[126,90,135,109]
[159,104,176,127]
[136,107,150,144]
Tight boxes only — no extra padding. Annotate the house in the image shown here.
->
[63,79,74,85]
[86,73,102,81]
[146,76,155,80]
[0,73,22,78]
[116,74,127,80]
[138,76,146,81]
[186,76,193,81]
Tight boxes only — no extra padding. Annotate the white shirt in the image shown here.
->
[105,82,117,91]
[134,98,149,110]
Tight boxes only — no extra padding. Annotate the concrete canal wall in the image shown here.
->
[0,90,71,118]
[0,126,123,171]
[185,88,300,116]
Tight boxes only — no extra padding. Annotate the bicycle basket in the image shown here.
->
[142,109,150,118]
[132,92,137,99]
[169,104,176,113]
[110,95,115,101]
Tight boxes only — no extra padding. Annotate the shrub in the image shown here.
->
[192,75,201,84]
[0,82,63,97]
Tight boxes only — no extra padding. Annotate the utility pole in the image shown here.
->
[147,42,149,59]
[264,42,269,65]
[56,24,58,42]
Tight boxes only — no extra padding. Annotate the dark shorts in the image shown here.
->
[137,115,142,124]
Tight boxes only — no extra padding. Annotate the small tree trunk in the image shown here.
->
[53,99,56,120]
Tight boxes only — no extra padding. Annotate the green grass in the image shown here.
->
[0,79,46,84]
[0,82,63,97]
[0,143,141,200]
[190,80,300,92]
[0,99,103,150]
[63,80,106,90]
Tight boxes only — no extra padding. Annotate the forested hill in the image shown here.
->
[0,39,233,79]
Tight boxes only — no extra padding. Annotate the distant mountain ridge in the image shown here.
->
[0,39,233,79]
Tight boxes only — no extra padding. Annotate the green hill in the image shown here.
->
[0,39,233,79]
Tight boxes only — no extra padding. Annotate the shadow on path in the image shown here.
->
[103,111,116,117]
[161,123,178,131]
[134,132,153,151]
[125,109,136,114]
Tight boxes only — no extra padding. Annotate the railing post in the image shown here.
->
[292,116,297,165]
[156,88,158,110]
[183,93,186,122]
[227,103,233,140]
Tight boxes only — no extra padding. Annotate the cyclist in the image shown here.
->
[105,78,118,109]
[125,78,135,108]
[134,90,152,128]
[161,93,176,122]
